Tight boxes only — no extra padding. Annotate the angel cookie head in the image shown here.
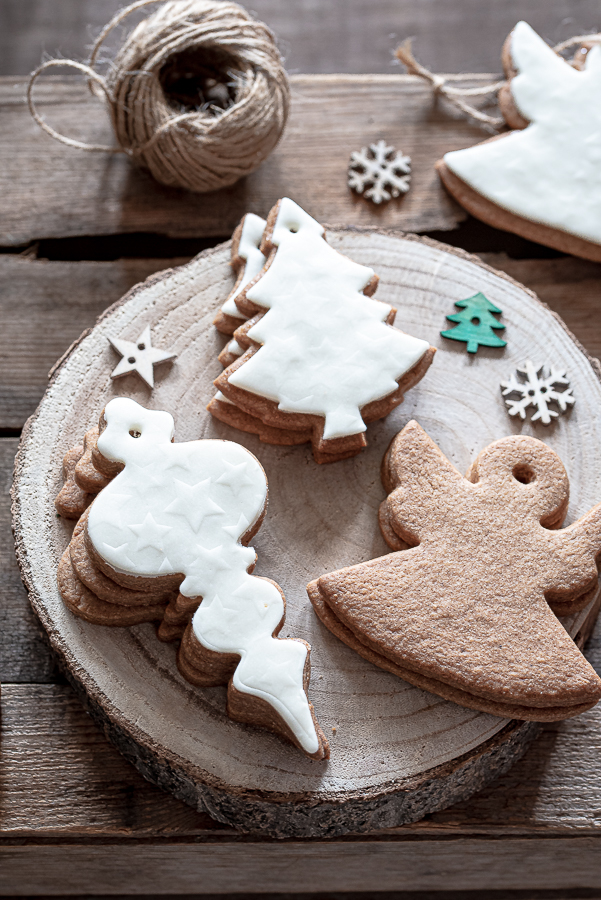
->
[437,21,601,262]
[309,420,601,721]
[56,397,328,760]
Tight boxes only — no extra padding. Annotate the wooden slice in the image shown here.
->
[12,230,601,839]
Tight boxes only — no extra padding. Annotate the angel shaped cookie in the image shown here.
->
[437,21,601,262]
[308,421,601,720]
[57,398,328,759]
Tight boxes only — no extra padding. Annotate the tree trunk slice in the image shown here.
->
[12,230,601,839]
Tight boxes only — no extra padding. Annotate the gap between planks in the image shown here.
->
[0,74,497,246]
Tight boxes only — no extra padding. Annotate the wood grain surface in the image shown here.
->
[2,253,601,433]
[12,229,601,840]
[2,0,601,78]
[0,74,496,246]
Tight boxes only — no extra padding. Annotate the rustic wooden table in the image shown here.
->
[2,2,601,896]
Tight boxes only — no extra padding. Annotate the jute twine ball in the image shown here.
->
[27,0,290,193]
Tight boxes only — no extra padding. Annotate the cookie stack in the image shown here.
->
[55,426,185,636]
[208,197,436,463]
[55,400,329,759]
[308,420,601,721]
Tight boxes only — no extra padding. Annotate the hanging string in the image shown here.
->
[26,0,290,193]
[395,32,601,132]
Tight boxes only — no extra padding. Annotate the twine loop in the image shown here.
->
[395,32,601,132]
[27,0,290,192]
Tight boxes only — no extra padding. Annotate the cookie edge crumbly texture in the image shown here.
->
[308,578,600,721]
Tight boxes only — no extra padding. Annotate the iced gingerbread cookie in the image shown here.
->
[209,198,436,463]
[437,21,601,262]
[56,397,328,760]
[213,212,267,340]
[308,420,601,721]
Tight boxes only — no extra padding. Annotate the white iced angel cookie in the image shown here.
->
[212,198,435,461]
[213,213,268,334]
[86,397,327,759]
[437,22,601,262]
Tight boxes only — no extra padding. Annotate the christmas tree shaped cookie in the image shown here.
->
[56,398,328,759]
[210,198,436,463]
[437,21,601,262]
[441,292,506,354]
[308,421,601,720]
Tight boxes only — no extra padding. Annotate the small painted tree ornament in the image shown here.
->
[348,140,411,204]
[441,292,506,354]
[108,326,176,389]
[501,361,575,424]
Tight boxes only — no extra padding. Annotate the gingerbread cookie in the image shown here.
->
[56,397,328,760]
[308,420,601,721]
[210,198,436,463]
[437,21,601,262]
[213,213,267,335]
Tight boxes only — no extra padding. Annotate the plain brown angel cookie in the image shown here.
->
[308,420,601,721]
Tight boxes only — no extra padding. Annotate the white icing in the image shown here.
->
[228,198,430,440]
[214,390,234,405]
[227,339,243,357]
[87,398,319,754]
[444,21,601,245]
[220,214,268,319]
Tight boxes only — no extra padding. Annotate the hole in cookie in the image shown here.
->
[128,356,136,364]
[470,317,480,326]
[512,463,536,484]
[129,429,142,439]
[137,342,146,351]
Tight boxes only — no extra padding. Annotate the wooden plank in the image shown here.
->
[2,0,601,79]
[480,254,601,364]
[0,684,215,836]
[2,253,601,432]
[0,74,496,246]
[0,256,187,430]
[0,438,58,683]
[2,833,601,894]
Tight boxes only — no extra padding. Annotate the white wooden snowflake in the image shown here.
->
[500,360,575,425]
[348,140,411,204]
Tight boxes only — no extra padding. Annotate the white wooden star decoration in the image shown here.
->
[108,326,176,389]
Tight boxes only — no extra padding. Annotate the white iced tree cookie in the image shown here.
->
[83,397,327,759]
[212,198,435,462]
[437,21,601,262]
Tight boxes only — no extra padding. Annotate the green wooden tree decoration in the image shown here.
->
[441,292,506,354]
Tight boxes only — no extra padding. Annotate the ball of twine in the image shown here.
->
[27,0,290,193]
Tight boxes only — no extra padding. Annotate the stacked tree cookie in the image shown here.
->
[208,197,436,462]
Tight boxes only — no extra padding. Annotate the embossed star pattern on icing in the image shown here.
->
[129,512,172,554]
[108,325,176,389]
[165,477,224,532]
[215,459,259,489]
